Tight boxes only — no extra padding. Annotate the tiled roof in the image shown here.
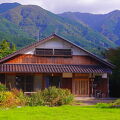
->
[0,64,112,73]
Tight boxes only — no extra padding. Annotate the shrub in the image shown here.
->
[111,99,120,108]
[0,84,7,91]
[96,99,120,108]
[42,87,74,106]
[29,87,74,107]
[41,87,73,106]
[60,89,74,105]
[28,91,44,106]
[11,88,28,106]
[0,89,28,108]
[96,103,111,108]
[0,92,6,104]
[2,91,18,108]
[112,99,120,105]
[0,87,74,107]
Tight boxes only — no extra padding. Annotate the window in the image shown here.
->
[35,48,53,56]
[54,49,72,56]
[45,76,61,88]
[35,48,72,56]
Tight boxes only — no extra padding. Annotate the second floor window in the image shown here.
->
[35,48,53,56]
[35,48,72,56]
[54,49,72,56]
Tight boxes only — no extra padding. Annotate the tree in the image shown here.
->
[0,40,16,59]
[106,47,120,97]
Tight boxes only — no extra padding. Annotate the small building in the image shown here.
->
[0,34,113,97]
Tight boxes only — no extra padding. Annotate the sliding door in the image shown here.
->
[73,74,90,96]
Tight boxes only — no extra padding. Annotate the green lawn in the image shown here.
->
[0,106,120,120]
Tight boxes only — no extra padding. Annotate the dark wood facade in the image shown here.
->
[0,73,109,97]
[6,54,98,65]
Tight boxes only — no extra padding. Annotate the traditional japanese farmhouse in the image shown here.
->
[0,34,113,97]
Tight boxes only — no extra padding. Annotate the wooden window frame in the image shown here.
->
[35,48,72,57]
[54,49,72,56]
[35,48,53,56]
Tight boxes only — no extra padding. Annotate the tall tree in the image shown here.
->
[106,47,120,97]
[0,40,16,59]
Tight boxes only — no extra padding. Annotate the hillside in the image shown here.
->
[0,16,35,49]
[59,11,120,45]
[0,4,117,56]
[0,2,20,13]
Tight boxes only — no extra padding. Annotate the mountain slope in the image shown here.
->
[59,11,120,45]
[0,4,117,55]
[0,2,20,13]
[0,16,35,49]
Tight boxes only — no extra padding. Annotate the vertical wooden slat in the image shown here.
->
[73,73,90,96]
[6,55,98,65]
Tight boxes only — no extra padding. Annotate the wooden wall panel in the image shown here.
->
[6,54,99,65]
[73,79,89,96]
[61,78,72,92]
[73,73,90,96]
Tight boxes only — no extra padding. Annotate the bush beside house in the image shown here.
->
[96,99,120,108]
[29,87,74,106]
[0,86,27,108]
[0,84,74,108]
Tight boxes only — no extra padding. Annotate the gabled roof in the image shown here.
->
[0,34,114,68]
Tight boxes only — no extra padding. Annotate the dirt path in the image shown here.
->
[74,97,117,106]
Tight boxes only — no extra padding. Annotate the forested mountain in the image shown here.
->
[0,16,35,49]
[59,10,120,45]
[0,2,20,13]
[0,3,119,56]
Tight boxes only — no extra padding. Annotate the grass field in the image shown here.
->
[0,106,120,120]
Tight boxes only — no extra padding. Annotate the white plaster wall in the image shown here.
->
[24,38,88,55]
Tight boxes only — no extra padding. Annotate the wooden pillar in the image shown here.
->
[72,73,75,94]
[89,73,94,97]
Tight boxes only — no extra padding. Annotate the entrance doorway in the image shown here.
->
[73,74,90,96]
[74,79,89,96]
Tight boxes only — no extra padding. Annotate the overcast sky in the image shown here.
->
[1,0,120,14]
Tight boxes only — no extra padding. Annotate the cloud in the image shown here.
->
[40,0,120,14]
[0,0,120,14]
